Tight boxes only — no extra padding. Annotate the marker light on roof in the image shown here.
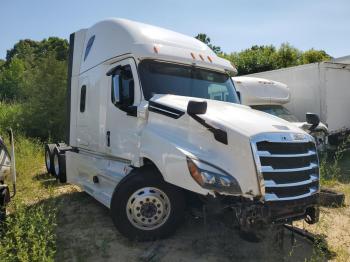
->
[191,53,196,59]
[207,56,212,63]
[153,46,159,54]
[199,54,204,61]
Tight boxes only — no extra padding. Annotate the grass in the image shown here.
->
[0,133,58,262]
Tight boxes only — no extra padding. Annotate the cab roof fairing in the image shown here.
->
[78,18,236,75]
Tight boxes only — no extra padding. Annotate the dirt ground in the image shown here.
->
[45,180,350,262]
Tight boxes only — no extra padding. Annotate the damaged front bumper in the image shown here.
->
[208,193,319,230]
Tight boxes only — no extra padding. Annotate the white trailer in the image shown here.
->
[45,18,320,240]
[232,76,329,151]
[246,62,350,145]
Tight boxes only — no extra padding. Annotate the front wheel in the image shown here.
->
[110,166,185,241]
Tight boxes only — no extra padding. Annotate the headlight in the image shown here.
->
[186,157,241,194]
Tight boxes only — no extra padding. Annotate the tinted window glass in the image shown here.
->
[138,60,239,103]
[84,35,95,61]
[80,85,86,112]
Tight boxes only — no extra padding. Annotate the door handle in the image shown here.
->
[106,131,110,147]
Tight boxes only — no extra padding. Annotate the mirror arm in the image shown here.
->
[188,113,228,145]
[125,106,137,117]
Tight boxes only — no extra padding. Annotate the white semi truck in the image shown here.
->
[246,61,350,146]
[45,18,320,240]
[232,76,328,152]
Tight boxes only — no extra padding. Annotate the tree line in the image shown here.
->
[195,34,331,75]
[0,38,68,140]
[0,35,332,140]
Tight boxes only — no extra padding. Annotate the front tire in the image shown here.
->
[110,166,185,241]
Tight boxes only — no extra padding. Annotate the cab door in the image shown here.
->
[105,58,142,164]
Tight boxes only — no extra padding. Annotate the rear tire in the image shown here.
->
[52,147,61,179]
[45,144,56,175]
[110,166,186,241]
[58,153,67,183]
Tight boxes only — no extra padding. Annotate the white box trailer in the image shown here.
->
[247,62,350,145]
[44,18,320,241]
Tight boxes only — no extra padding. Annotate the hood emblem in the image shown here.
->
[292,133,306,141]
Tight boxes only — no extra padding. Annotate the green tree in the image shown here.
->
[222,43,331,75]
[5,39,39,64]
[0,58,26,101]
[222,45,278,75]
[301,49,331,64]
[0,37,69,103]
[22,52,67,140]
[195,33,222,54]
[275,43,301,68]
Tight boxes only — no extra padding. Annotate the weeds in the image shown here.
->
[319,136,350,184]
[0,201,57,262]
[0,132,58,262]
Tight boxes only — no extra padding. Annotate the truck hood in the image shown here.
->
[150,94,306,138]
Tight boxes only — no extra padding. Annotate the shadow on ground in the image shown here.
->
[34,174,331,262]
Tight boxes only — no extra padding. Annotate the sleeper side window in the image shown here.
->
[80,85,86,112]
[111,65,134,108]
[84,35,95,61]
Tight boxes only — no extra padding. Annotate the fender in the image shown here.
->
[139,127,210,196]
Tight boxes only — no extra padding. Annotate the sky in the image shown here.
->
[1,0,350,59]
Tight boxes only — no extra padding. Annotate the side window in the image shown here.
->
[84,35,95,61]
[111,65,134,108]
[80,85,86,112]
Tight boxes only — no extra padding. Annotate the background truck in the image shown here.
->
[0,129,16,220]
[45,18,320,240]
[232,76,328,152]
[246,61,350,146]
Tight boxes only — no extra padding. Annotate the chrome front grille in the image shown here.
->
[251,133,320,202]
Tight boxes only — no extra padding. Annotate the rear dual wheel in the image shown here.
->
[45,144,56,175]
[44,144,66,183]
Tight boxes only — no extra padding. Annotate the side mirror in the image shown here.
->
[306,112,320,130]
[187,100,207,115]
[111,75,120,105]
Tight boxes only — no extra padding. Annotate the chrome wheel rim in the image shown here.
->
[126,187,171,230]
[45,151,51,170]
[54,154,59,176]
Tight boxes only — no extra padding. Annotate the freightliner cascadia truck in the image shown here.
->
[45,18,320,240]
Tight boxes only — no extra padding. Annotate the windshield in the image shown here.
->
[138,60,240,103]
[251,105,299,122]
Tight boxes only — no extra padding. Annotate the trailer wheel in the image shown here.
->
[45,144,56,175]
[110,166,185,241]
